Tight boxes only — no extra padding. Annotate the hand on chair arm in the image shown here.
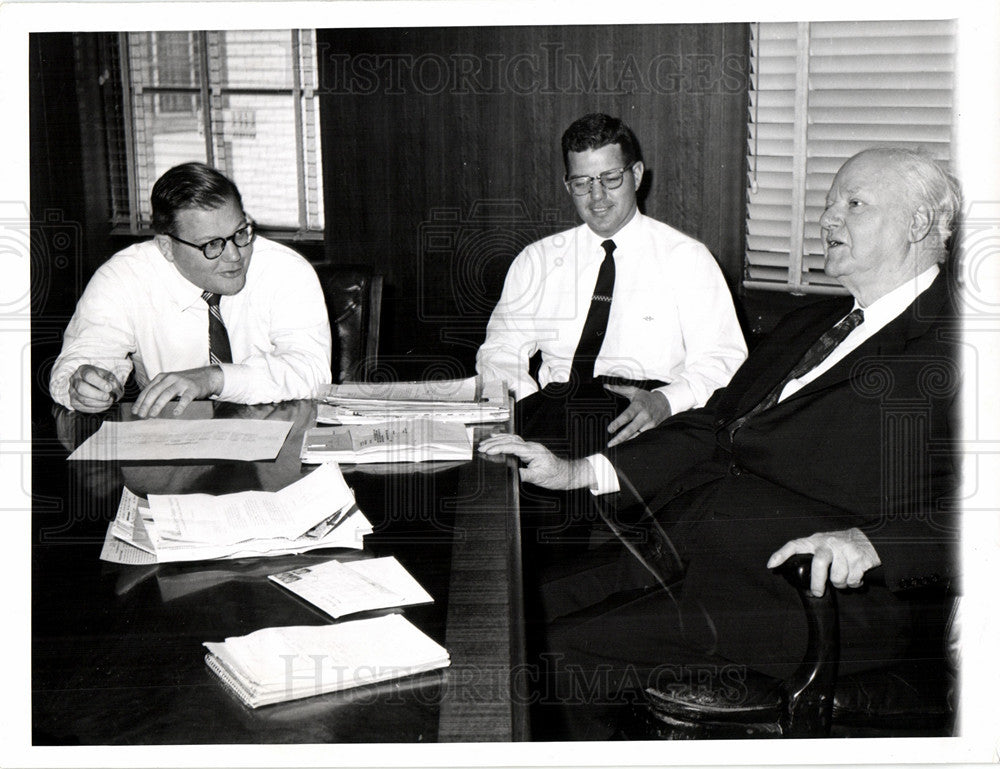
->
[767,527,881,598]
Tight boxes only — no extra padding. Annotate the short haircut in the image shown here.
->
[561,113,642,173]
[150,162,243,234]
[852,147,962,261]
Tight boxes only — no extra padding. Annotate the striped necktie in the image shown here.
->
[728,308,864,438]
[201,291,233,365]
[570,239,616,384]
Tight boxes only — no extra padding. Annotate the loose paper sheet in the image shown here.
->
[68,418,293,462]
[269,556,433,618]
[146,463,353,544]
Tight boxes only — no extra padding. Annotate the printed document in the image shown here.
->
[100,464,371,564]
[269,556,433,618]
[68,418,293,462]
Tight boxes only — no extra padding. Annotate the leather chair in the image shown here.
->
[312,263,383,383]
[624,554,958,739]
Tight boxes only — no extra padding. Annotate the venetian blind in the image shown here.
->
[745,19,956,294]
[118,30,324,235]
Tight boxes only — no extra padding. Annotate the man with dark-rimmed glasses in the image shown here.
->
[50,162,331,417]
[477,113,746,458]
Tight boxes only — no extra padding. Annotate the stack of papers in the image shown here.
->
[269,556,433,619]
[300,418,473,464]
[317,376,509,424]
[100,463,372,564]
[203,614,451,708]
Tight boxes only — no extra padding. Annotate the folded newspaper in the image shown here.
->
[100,463,371,564]
[301,418,473,464]
[317,376,509,424]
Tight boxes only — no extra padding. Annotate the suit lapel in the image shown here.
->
[722,298,851,419]
[778,270,953,405]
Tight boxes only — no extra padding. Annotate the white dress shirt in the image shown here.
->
[586,264,941,495]
[49,236,332,409]
[476,211,747,415]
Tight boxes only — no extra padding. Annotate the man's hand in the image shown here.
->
[604,385,672,447]
[132,366,224,418]
[767,527,881,597]
[68,365,124,413]
[477,434,597,490]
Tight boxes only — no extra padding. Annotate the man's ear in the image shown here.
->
[631,161,645,191]
[154,233,176,262]
[909,204,933,243]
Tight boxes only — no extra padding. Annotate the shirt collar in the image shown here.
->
[582,209,643,255]
[852,264,940,327]
[150,240,217,311]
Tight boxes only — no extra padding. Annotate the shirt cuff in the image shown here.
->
[654,380,696,416]
[585,453,620,495]
[215,362,245,402]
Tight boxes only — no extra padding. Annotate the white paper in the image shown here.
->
[100,465,371,564]
[68,418,293,462]
[203,614,450,706]
[104,505,370,564]
[269,556,433,618]
[99,521,157,565]
[147,463,353,545]
[301,419,473,464]
[322,377,479,404]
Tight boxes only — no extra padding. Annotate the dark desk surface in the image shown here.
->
[32,400,526,744]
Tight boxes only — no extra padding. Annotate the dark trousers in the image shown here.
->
[514,375,671,739]
[515,376,666,460]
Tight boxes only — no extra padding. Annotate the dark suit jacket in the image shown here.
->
[606,270,960,677]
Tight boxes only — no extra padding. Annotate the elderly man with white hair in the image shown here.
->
[480,147,962,740]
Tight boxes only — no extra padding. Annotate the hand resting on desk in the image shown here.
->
[478,434,596,490]
[132,365,225,418]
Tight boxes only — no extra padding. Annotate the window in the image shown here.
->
[112,30,324,237]
[745,20,956,294]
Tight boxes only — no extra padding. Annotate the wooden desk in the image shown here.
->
[31,401,527,743]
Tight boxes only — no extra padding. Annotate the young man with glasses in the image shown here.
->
[477,113,746,458]
[49,162,331,417]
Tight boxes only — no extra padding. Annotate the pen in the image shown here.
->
[103,370,125,402]
[302,503,358,540]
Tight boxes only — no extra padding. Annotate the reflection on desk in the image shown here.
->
[33,399,525,743]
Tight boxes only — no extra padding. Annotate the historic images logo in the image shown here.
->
[320,44,746,97]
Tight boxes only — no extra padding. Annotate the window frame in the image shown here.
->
[113,29,324,241]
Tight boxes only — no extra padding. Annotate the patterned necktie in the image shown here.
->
[570,239,617,384]
[729,308,864,437]
[201,291,233,365]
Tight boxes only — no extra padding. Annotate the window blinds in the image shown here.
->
[746,19,956,294]
[120,30,324,234]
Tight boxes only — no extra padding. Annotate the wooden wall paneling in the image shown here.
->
[318,24,750,377]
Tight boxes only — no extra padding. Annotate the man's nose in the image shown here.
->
[219,239,242,262]
[590,180,608,200]
[819,205,841,229]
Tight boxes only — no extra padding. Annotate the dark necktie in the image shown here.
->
[570,239,616,384]
[201,291,233,365]
[729,308,864,437]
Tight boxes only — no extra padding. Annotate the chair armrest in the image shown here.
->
[772,553,839,736]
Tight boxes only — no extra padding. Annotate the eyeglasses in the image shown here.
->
[564,164,634,197]
[168,220,256,260]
